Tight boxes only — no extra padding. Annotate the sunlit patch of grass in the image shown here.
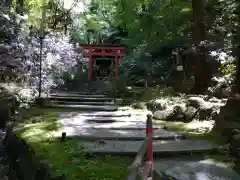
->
[153,119,186,132]
[13,108,134,180]
[153,119,228,146]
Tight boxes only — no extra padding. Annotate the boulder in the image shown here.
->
[150,95,224,123]
[147,99,168,111]
[184,106,198,122]
[153,110,171,120]
[230,134,240,157]
[198,107,213,121]
[187,96,206,109]
[213,98,240,143]
[167,105,186,121]
[208,97,222,103]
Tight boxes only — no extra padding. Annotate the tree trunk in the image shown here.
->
[233,2,240,95]
[2,0,12,9]
[190,0,211,94]
[16,0,24,15]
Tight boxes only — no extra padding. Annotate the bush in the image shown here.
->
[141,86,177,100]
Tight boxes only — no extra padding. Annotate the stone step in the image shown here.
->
[85,116,147,123]
[59,119,160,130]
[153,155,205,173]
[91,127,162,130]
[153,156,239,180]
[81,140,216,156]
[50,93,107,98]
[78,111,131,117]
[161,161,240,180]
[59,128,183,141]
[52,100,115,106]
[50,91,107,95]
[49,96,114,102]
[48,104,119,111]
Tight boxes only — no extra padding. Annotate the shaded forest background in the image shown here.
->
[1,0,240,99]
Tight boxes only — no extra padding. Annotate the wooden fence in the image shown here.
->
[126,114,153,180]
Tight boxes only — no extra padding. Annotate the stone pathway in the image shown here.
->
[48,91,240,179]
[82,139,215,156]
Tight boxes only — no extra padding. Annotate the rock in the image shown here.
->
[213,98,240,142]
[187,96,206,109]
[167,105,185,121]
[154,105,188,122]
[208,97,222,103]
[147,99,168,111]
[149,95,223,123]
[184,106,198,122]
[198,107,213,121]
[153,110,170,120]
[230,134,240,157]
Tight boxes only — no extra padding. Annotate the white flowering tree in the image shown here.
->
[0,13,83,102]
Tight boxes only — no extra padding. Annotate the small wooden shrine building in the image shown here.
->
[79,44,125,81]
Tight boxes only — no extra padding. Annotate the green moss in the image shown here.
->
[153,119,186,132]
[13,108,133,180]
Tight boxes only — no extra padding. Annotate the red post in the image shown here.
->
[88,48,92,81]
[114,51,118,79]
[146,114,153,179]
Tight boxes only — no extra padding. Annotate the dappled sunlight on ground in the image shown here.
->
[185,120,214,132]
[154,119,214,134]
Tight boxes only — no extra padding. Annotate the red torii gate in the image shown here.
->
[79,44,125,81]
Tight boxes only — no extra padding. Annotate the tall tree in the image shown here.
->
[16,0,24,15]
[190,0,211,94]
[233,1,240,95]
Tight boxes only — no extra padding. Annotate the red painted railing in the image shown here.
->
[126,114,153,180]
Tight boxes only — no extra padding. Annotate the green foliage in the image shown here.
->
[218,60,236,75]
[71,0,191,52]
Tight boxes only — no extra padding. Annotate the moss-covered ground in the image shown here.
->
[13,108,133,180]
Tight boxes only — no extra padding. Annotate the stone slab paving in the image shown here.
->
[57,111,176,140]
[56,109,150,119]
[59,128,181,140]
[49,104,119,111]
[86,116,148,122]
[50,93,107,98]
[162,161,240,180]
[58,110,157,129]
[81,140,216,156]
[154,156,239,180]
[60,119,157,129]
[52,101,115,105]
[91,127,162,130]
[56,111,132,118]
[49,96,114,101]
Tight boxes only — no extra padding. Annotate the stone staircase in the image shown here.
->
[72,80,114,93]
[47,91,118,111]
[46,91,240,180]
